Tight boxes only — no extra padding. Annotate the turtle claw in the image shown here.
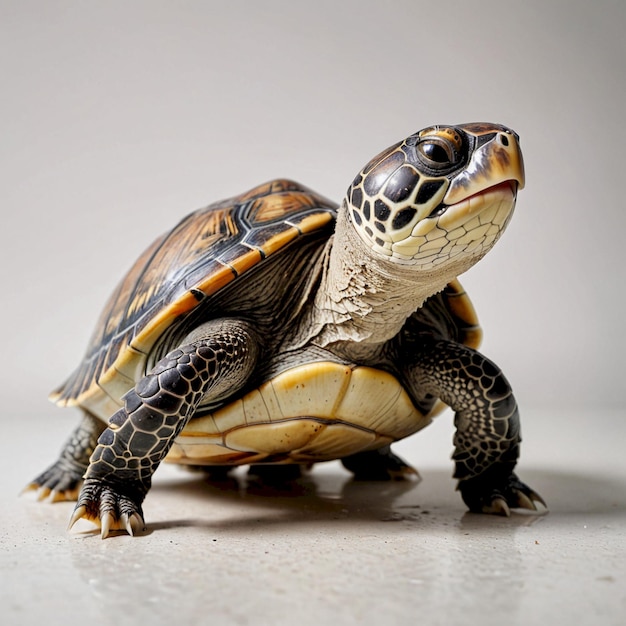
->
[528,488,547,510]
[133,513,145,534]
[483,496,511,517]
[22,480,80,503]
[68,479,146,538]
[100,512,115,540]
[68,503,146,539]
[68,505,88,531]
[68,504,131,539]
[121,512,144,537]
[25,461,84,502]
[515,490,537,512]
[459,470,547,516]
[483,490,540,516]
[35,485,52,502]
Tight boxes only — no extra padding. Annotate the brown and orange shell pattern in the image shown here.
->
[51,180,336,411]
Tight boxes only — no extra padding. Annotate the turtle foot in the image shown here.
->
[342,447,421,482]
[247,463,304,483]
[459,470,546,516]
[69,479,146,539]
[24,461,85,502]
[187,464,236,481]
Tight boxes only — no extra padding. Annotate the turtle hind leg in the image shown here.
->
[186,464,236,481]
[25,412,105,502]
[341,445,420,481]
[247,463,305,483]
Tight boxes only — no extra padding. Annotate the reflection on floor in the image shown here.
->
[3,409,625,626]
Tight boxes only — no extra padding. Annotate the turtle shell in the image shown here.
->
[51,179,482,426]
[51,179,336,418]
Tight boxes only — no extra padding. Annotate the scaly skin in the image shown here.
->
[341,445,420,481]
[70,319,260,537]
[25,412,105,502]
[407,337,545,515]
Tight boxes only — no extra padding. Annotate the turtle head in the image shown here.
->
[345,123,525,269]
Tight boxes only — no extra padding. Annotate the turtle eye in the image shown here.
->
[416,139,459,170]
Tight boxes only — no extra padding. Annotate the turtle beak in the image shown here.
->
[443,126,525,205]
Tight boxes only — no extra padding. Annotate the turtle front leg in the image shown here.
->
[70,319,260,538]
[26,412,105,501]
[408,338,545,515]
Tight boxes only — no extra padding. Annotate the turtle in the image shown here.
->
[27,122,545,538]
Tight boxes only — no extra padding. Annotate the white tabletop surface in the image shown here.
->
[3,407,624,626]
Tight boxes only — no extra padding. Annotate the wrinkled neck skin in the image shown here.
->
[295,206,482,360]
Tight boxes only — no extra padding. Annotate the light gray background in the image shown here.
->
[2,3,626,626]
[1,1,624,418]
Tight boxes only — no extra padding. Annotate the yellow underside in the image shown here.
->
[166,362,442,465]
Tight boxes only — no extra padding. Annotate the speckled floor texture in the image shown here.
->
[2,408,624,626]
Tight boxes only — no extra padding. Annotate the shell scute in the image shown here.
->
[166,363,430,465]
[441,279,482,349]
[51,180,337,409]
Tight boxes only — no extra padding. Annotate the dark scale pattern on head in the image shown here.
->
[362,201,371,221]
[348,138,458,251]
[362,151,405,196]
[391,207,417,230]
[383,166,420,203]
[415,179,445,205]
[374,199,391,222]
[361,141,404,176]
[351,186,363,210]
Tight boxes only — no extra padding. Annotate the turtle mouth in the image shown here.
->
[428,180,517,219]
